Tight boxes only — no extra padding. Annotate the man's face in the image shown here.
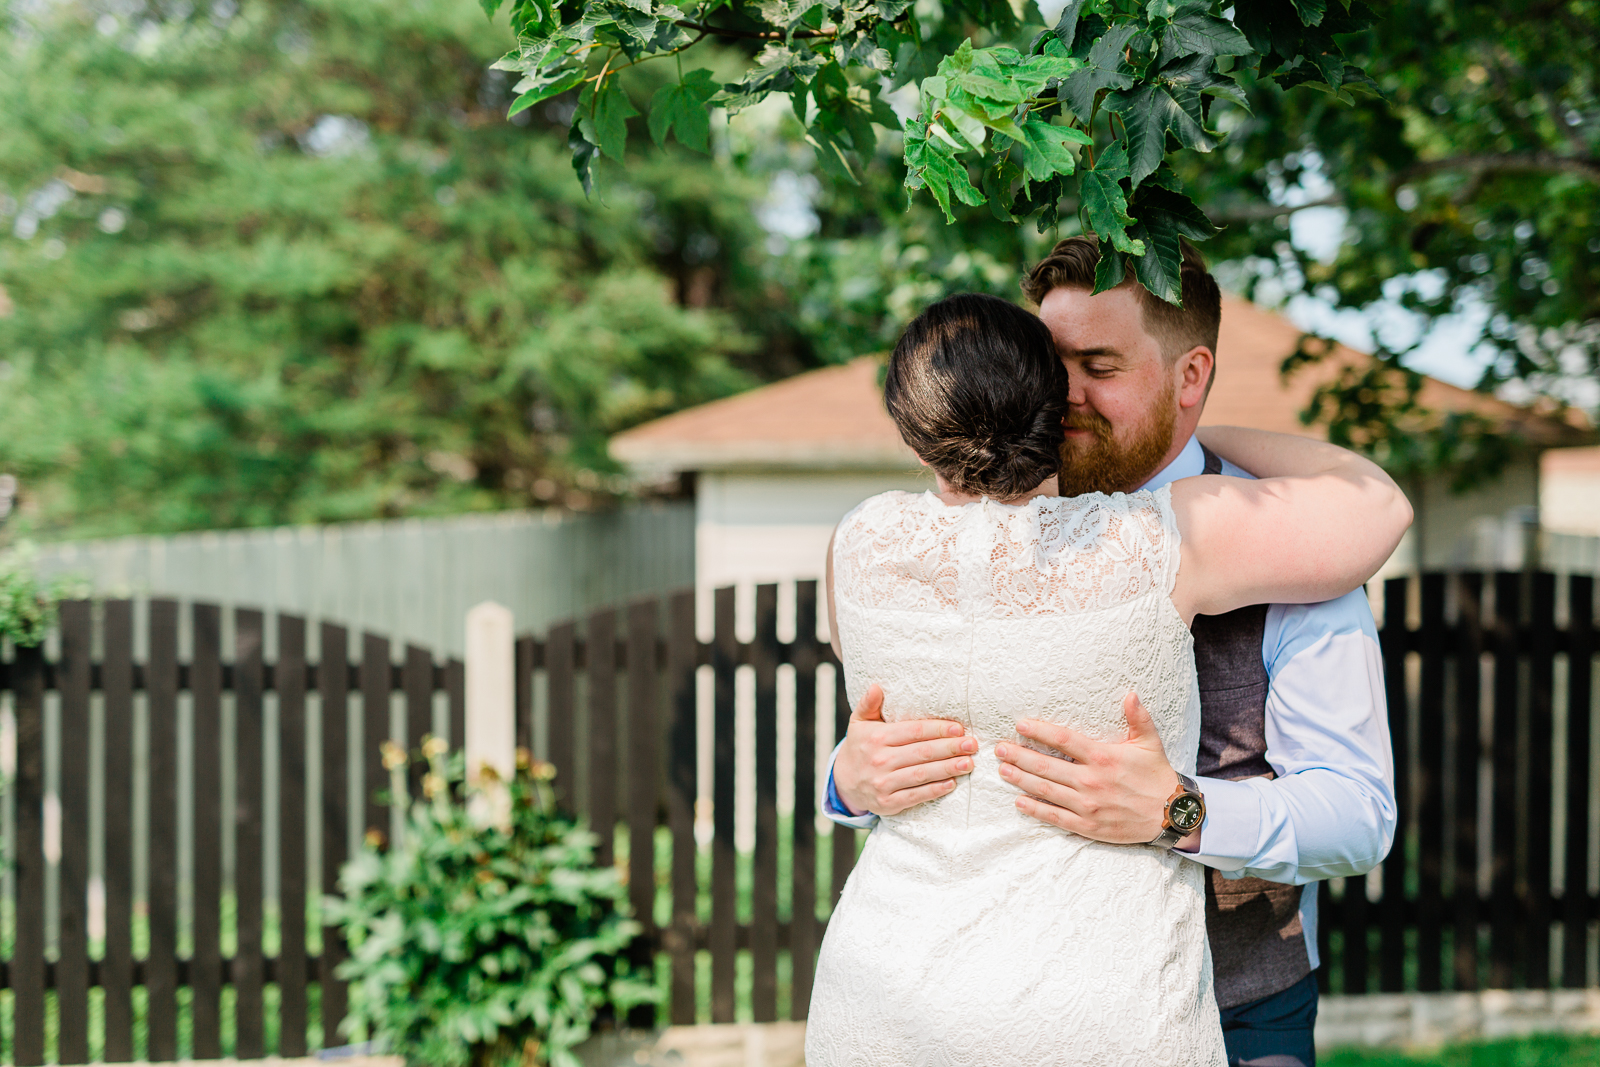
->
[1037,284,1204,496]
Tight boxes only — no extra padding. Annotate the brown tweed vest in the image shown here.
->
[1192,445,1312,1009]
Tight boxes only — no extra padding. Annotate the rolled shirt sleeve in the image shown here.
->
[1183,588,1397,885]
[822,740,881,830]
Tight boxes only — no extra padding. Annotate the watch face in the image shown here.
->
[1170,794,1204,832]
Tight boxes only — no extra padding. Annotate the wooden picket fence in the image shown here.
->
[0,582,849,1062]
[1,572,1599,1064]
[0,599,467,1064]
[1316,571,1599,994]
[526,583,848,1027]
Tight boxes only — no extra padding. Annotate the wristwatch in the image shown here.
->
[1149,773,1205,849]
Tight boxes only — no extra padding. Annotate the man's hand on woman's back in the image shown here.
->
[833,684,977,816]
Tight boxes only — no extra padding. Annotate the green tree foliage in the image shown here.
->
[0,0,794,537]
[491,0,1599,462]
[1181,0,1599,449]
[0,544,87,646]
[487,0,1375,303]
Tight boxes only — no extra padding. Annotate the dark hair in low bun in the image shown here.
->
[884,293,1067,500]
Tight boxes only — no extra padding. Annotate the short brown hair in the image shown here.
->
[1020,236,1221,361]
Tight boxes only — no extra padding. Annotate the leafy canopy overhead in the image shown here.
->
[1207,0,1599,420]
[485,0,1377,303]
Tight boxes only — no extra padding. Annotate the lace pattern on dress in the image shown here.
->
[806,485,1223,1067]
[832,487,1181,618]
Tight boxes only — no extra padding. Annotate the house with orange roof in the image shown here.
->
[611,296,1592,591]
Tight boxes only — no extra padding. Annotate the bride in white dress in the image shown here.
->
[805,294,1411,1067]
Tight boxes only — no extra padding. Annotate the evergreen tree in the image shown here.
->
[0,0,799,536]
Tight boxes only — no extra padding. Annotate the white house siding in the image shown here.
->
[694,469,932,603]
[1543,451,1600,537]
[1407,454,1542,569]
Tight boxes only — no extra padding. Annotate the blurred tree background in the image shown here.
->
[0,0,805,535]
[0,0,1595,539]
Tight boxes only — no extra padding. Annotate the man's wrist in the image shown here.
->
[826,767,868,819]
[1150,772,1205,849]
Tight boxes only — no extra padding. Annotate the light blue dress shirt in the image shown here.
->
[821,434,1399,967]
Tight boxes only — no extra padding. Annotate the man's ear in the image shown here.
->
[1176,346,1214,410]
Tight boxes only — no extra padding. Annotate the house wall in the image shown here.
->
[1407,452,1541,569]
[695,469,933,596]
[1542,446,1600,536]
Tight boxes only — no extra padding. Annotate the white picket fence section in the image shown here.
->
[32,502,694,654]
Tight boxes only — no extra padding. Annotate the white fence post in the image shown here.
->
[465,601,515,824]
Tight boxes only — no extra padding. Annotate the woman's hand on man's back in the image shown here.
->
[833,684,978,817]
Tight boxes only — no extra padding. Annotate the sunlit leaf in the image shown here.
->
[647,68,717,152]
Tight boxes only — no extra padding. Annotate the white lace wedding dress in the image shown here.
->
[806,487,1226,1067]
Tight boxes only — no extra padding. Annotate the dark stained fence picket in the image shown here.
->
[709,587,738,1024]
[1564,576,1594,989]
[665,590,699,1025]
[56,601,91,1066]
[147,600,181,1061]
[625,600,660,1029]
[789,581,822,1019]
[12,643,45,1067]
[102,600,137,1062]
[13,571,1598,1063]
[192,603,224,1059]
[235,608,267,1061]
[751,585,780,1024]
[277,613,311,1059]
[318,621,351,1042]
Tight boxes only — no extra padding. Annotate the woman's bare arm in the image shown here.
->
[1168,427,1413,622]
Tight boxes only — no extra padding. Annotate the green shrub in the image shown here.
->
[331,743,656,1067]
[0,544,85,647]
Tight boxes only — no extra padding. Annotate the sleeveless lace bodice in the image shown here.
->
[806,488,1226,1067]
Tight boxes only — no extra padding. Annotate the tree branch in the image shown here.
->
[673,19,833,40]
[1208,194,1343,223]
[1399,152,1600,185]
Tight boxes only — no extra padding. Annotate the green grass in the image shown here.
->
[1323,1033,1600,1066]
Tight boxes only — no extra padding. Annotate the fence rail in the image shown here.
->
[2,571,1599,1063]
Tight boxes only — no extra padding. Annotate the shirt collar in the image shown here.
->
[1138,434,1204,492]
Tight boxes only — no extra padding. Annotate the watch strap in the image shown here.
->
[1149,823,1186,849]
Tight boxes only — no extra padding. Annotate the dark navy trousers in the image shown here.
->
[1219,972,1318,1067]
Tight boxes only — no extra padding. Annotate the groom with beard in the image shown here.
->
[824,236,1397,1067]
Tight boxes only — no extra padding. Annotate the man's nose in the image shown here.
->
[1064,375,1087,407]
